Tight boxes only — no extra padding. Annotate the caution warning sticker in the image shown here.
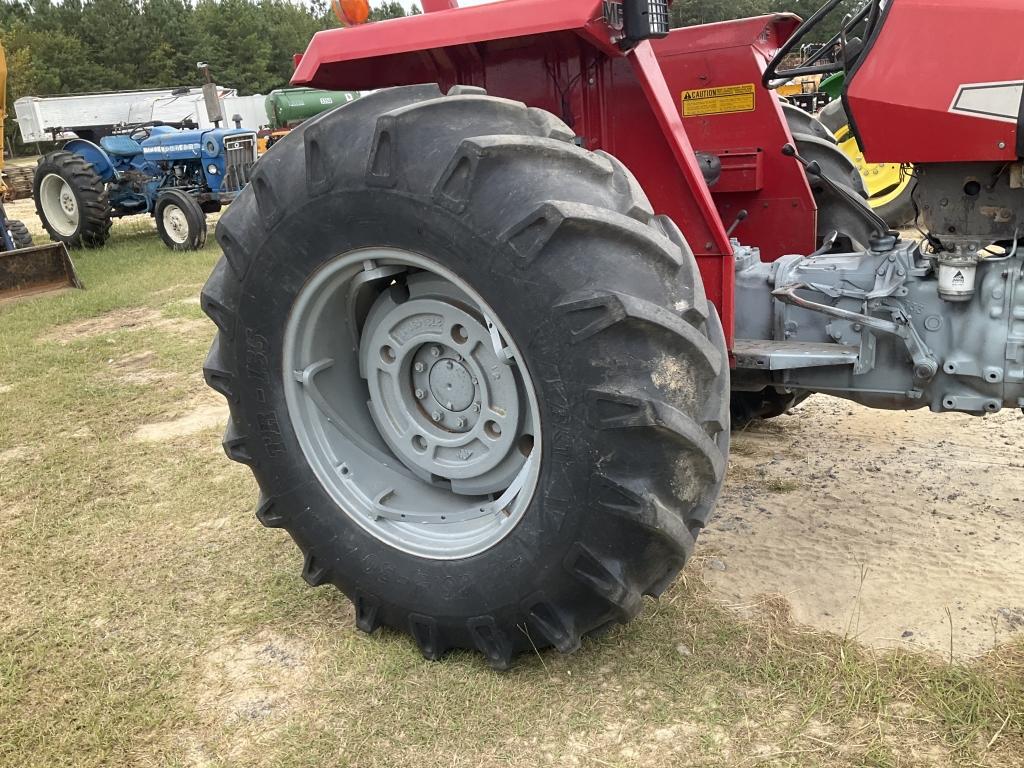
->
[682,83,756,117]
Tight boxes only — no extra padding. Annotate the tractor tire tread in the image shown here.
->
[6,219,33,248]
[202,84,730,664]
[33,151,112,248]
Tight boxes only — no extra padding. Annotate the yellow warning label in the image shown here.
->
[682,83,756,117]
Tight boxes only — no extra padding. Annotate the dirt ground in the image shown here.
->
[707,397,1024,658]
[6,191,1021,659]
[3,201,1023,766]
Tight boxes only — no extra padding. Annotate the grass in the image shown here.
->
[1,220,1022,767]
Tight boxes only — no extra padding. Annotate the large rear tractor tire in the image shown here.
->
[818,100,916,229]
[202,85,730,666]
[784,105,875,251]
[33,151,112,248]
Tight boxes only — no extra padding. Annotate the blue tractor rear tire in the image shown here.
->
[33,151,111,249]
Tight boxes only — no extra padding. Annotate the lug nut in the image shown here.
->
[415,388,425,399]
[455,417,466,428]
[431,411,442,422]
[430,346,442,357]
[472,403,481,413]
[414,362,425,373]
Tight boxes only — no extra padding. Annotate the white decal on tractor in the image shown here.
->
[143,143,202,155]
[949,80,1024,125]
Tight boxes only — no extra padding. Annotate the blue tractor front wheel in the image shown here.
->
[154,190,207,252]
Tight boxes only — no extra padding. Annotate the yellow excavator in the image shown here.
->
[0,43,80,302]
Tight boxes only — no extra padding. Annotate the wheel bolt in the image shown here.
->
[431,346,442,357]
[414,362,425,373]
[431,411,442,422]
[472,403,481,413]
[455,417,466,428]
[415,388,425,399]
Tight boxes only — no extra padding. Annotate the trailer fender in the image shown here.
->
[61,139,117,183]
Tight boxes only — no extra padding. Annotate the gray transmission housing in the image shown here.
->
[732,238,1024,414]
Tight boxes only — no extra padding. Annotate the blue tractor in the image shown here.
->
[33,123,257,251]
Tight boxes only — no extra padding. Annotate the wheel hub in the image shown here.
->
[282,249,542,560]
[427,355,475,414]
[163,205,189,244]
[359,273,532,495]
[60,189,76,215]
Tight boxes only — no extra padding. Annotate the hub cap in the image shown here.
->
[162,204,190,245]
[39,174,79,237]
[282,249,541,560]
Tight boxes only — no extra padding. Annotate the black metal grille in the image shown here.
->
[647,0,670,35]
[623,0,671,43]
[223,134,256,193]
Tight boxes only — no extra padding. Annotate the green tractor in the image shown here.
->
[817,72,916,229]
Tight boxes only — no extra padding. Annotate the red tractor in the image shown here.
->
[202,0,1024,667]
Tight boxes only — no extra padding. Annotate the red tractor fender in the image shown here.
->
[290,0,743,340]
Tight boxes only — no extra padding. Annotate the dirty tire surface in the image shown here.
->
[202,85,731,667]
[33,151,112,248]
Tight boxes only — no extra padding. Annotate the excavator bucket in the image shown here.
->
[0,241,83,303]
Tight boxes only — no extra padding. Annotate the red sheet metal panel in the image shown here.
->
[847,0,1023,164]
[653,16,818,263]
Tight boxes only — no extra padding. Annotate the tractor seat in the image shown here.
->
[100,135,144,158]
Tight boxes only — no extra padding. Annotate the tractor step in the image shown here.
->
[733,339,858,370]
[0,242,83,303]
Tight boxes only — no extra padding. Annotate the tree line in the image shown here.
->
[2,0,853,148]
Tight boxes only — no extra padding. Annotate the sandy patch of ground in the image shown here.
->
[130,391,227,443]
[150,283,204,299]
[109,350,181,387]
[0,502,28,533]
[172,632,312,764]
[41,307,208,344]
[202,632,311,721]
[704,395,1024,658]
[0,383,12,394]
[0,445,35,464]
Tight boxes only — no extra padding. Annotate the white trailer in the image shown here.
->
[13,86,249,143]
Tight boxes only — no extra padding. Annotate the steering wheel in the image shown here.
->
[763,0,882,89]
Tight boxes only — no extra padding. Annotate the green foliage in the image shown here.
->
[369,1,407,20]
[671,0,865,42]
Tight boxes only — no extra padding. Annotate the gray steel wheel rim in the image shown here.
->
[39,173,79,237]
[282,248,542,560]
[162,204,190,245]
